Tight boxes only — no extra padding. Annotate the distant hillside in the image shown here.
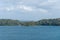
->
[36,18,60,26]
[0,18,60,26]
[21,18,60,26]
[0,19,21,26]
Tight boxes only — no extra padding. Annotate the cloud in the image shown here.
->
[0,0,49,13]
[0,0,60,21]
[17,5,33,11]
[40,0,57,6]
[0,0,48,12]
[0,6,15,11]
[50,0,60,9]
[0,4,33,12]
[0,4,48,13]
[39,8,48,13]
[5,7,15,11]
[48,0,57,2]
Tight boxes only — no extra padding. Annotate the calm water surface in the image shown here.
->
[0,26,60,40]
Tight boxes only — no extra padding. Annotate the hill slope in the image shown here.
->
[0,18,60,26]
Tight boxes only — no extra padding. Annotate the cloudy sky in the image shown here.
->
[0,0,60,21]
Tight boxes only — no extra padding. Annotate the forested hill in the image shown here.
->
[20,18,60,26]
[0,19,21,26]
[0,18,60,26]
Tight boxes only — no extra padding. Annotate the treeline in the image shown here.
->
[21,18,60,26]
[0,19,21,26]
[0,18,60,26]
[36,18,60,26]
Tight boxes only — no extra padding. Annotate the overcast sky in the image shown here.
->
[0,0,60,21]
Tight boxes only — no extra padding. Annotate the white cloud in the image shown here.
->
[0,5,48,14]
[50,0,60,9]
[0,5,33,12]
[0,6,31,12]
[16,5,48,13]
[5,7,14,11]
[51,5,60,9]
[40,0,57,6]
[39,8,48,13]
[0,6,15,11]
[17,5,33,11]
[40,2,48,6]
[48,0,57,2]
[19,2,24,4]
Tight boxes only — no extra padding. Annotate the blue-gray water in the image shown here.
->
[0,26,60,40]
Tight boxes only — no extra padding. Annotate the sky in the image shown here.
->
[0,0,60,21]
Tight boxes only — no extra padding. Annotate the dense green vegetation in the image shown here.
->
[0,19,21,26]
[0,18,60,26]
[36,18,60,26]
[21,18,60,26]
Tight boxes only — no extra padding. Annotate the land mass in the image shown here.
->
[0,18,60,26]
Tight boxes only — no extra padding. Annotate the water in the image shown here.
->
[0,26,60,40]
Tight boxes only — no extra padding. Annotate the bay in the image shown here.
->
[0,26,60,40]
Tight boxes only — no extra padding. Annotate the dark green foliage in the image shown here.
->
[36,18,60,26]
[0,18,60,26]
[21,18,60,26]
[0,19,20,26]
